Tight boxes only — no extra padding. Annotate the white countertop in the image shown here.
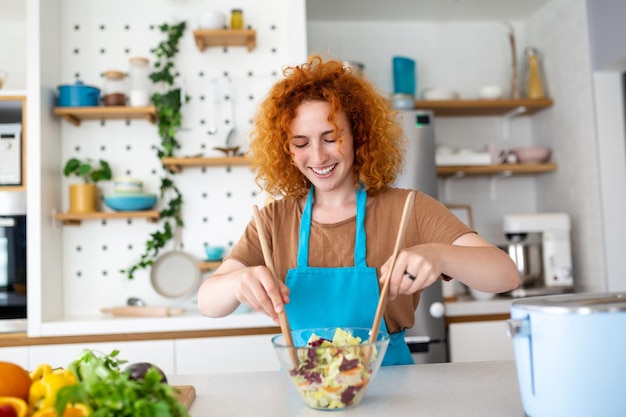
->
[168,360,524,417]
[444,295,513,317]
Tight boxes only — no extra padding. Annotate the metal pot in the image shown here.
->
[57,80,100,107]
[508,293,626,417]
[498,241,542,286]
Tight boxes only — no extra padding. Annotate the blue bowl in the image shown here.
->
[204,245,225,261]
[104,193,157,211]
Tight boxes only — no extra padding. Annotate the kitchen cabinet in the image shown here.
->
[192,29,257,52]
[175,334,280,374]
[0,346,29,369]
[448,320,515,362]
[53,106,157,126]
[29,340,175,374]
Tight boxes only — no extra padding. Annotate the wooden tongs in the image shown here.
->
[252,205,298,367]
[369,191,416,345]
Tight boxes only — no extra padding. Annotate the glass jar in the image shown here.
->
[231,9,243,29]
[103,70,127,106]
[128,57,151,107]
[522,47,548,99]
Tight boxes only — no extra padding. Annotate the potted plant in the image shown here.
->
[63,158,112,213]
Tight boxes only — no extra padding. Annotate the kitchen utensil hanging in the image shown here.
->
[214,77,239,156]
[150,226,201,300]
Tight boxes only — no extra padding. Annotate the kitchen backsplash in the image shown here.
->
[56,0,305,315]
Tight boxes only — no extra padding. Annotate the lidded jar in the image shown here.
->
[128,57,151,107]
[522,47,548,99]
[231,9,243,29]
[103,70,127,106]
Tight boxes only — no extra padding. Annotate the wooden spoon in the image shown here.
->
[252,205,298,367]
[368,191,416,345]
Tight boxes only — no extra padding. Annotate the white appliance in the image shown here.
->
[0,123,23,186]
[395,110,447,363]
[503,213,574,297]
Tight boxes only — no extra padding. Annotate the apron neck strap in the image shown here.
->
[296,185,368,267]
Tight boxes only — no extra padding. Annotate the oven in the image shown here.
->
[0,192,27,331]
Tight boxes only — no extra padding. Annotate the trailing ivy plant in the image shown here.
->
[122,21,188,280]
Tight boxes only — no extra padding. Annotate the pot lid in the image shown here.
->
[512,292,626,314]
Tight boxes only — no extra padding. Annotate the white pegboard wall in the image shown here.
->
[58,0,305,316]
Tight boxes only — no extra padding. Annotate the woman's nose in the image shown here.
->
[310,143,328,163]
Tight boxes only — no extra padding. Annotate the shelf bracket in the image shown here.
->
[501,106,526,140]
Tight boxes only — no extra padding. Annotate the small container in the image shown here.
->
[103,70,127,106]
[128,57,151,107]
[522,47,548,99]
[230,9,243,29]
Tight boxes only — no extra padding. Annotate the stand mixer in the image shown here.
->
[502,213,574,297]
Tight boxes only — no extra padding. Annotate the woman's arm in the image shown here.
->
[382,232,520,300]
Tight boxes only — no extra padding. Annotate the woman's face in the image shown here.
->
[288,101,354,193]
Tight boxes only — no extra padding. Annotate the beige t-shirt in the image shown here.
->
[228,187,473,333]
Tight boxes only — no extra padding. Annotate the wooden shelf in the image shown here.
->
[414,98,553,117]
[53,106,157,126]
[192,29,256,52]
[55,210,160,225]
[198,261,222,272]
[162,156,250,173]
[437,163,558,177]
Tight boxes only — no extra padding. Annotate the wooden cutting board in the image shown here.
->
[173,385,196,410]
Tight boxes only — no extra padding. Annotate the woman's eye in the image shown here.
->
[291,140,308,149]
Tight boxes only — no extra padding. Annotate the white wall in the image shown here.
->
[307,0,605,292]
[0,0,27,90]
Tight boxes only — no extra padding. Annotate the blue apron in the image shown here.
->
[284,186,414,366]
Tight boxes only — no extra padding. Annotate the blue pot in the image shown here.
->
[57,81,101,107]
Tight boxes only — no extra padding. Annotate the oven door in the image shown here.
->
[0,215,27,321]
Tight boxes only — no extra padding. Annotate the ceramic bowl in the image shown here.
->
[113,177,143,194]
[272,327,390,410]
[469,287,496,301]
[104,193,157,211]
[204,245,225,261]
[511,146,552,163]
[198,11,226,29]
[421,87,459,100]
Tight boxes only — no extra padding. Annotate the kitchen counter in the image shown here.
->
[445,295,513,317]
[168,360,524,417]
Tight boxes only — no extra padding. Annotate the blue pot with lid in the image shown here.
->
[57,80,100,107]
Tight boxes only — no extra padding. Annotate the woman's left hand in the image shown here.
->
[380,244,445,299]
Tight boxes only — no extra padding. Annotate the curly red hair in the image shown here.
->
[248,55,405,198]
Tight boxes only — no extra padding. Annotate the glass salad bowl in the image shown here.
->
[271,327,390,410]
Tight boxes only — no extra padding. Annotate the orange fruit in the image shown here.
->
[31,403,91,417]
[0,362,31,400]
[0,397,28,417]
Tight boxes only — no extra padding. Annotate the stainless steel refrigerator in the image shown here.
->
[394,110,448,363]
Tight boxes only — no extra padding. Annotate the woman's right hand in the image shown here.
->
[234,265,291,324]
[197,259,290,324]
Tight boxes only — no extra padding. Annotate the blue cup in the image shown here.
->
[393,57,416,95]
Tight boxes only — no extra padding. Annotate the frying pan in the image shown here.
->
[150,227,201,300]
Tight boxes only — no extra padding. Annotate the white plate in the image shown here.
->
[150,250,201,299]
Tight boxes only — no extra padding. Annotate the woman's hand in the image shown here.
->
[197,259,290,324]
[380,244,444,300]
[234,265,291,324]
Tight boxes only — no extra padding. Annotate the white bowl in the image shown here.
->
[198,11,226,29]
[421,87,459,100]
[469,288,496,301]
[478,85,503,99]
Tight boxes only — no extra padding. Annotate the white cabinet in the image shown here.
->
[0,346,29,368]
[448,320,514,362]
[175,334,280,374]
[28,340,175,373]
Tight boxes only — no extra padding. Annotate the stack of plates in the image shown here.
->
[104,177,156,211]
